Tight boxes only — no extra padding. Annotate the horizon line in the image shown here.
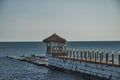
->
[0,40,120,42]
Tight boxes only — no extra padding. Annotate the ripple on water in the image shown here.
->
[0,57,95,80]
[0,57,48,80]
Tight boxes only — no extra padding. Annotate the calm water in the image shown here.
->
[0,41,120,57]
[0,57,85,80]
[0,42,46,57]
[0,41,120,80]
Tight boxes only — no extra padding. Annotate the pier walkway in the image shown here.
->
[53,49,120,66]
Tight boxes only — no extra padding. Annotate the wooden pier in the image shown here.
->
[43,33,120,66]
[55,49,120,66]
[43,33,120,80]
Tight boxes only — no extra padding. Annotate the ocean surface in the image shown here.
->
[0,41,120,80]
[0,57,87,80]
[0,41,120,57]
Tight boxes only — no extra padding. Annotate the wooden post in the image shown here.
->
[80,49,83,60]
[87,50,89,60]
[72,48,74,59]
[96,50,99,60]
[84,50,87,61]
[83,49,85,60]
[90,51,91,62]
[100,53,102,63]
[76,49,78,60]
[70,49,72,59]
[112,51,114,65]
[92,50,94,59]
[62,48,64,58]
[95,51,96,62]
[101,50,104,60]
[73,49,75,60]
[88,49,90,59]
[66,49,68,59]
[84,49,86,59]
[118,51,120,65]
[106,52,108,64]
[66,49,68,58]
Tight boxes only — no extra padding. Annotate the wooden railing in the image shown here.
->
[54,49,120,66]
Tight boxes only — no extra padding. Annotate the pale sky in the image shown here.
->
[0,0,120,41]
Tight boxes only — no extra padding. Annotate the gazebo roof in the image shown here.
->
[43,33,67,44]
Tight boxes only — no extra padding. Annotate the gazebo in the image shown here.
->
[43,33,67,57]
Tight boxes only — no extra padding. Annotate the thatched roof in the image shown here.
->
[43,33,67,44]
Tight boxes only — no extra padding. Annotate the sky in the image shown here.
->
[0,0,120,41]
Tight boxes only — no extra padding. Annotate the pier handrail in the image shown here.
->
[55,48,120,66]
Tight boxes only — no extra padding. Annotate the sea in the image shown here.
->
[0,41,120,80]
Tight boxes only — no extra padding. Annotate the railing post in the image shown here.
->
[84,50,87,61]
[100,53,102,63]
[70,49,72,59]
[92,50,94,60]
[112,51,114,65]
[80,49,83,61]
[101,50,104,60]
[83,49,85,60]
[67,49,69,58]
[106,52,108,64]
[76,49,78,60]
[88,49,90,59]
[62,49,64,58]
[65,49,68,59]
[96,50,99,60]
[71,48,72,59]
[95,51,96,62]
[84,49,85,59]
[73,49,75,60]
[90,51,91,62]
[118,51,120,65]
